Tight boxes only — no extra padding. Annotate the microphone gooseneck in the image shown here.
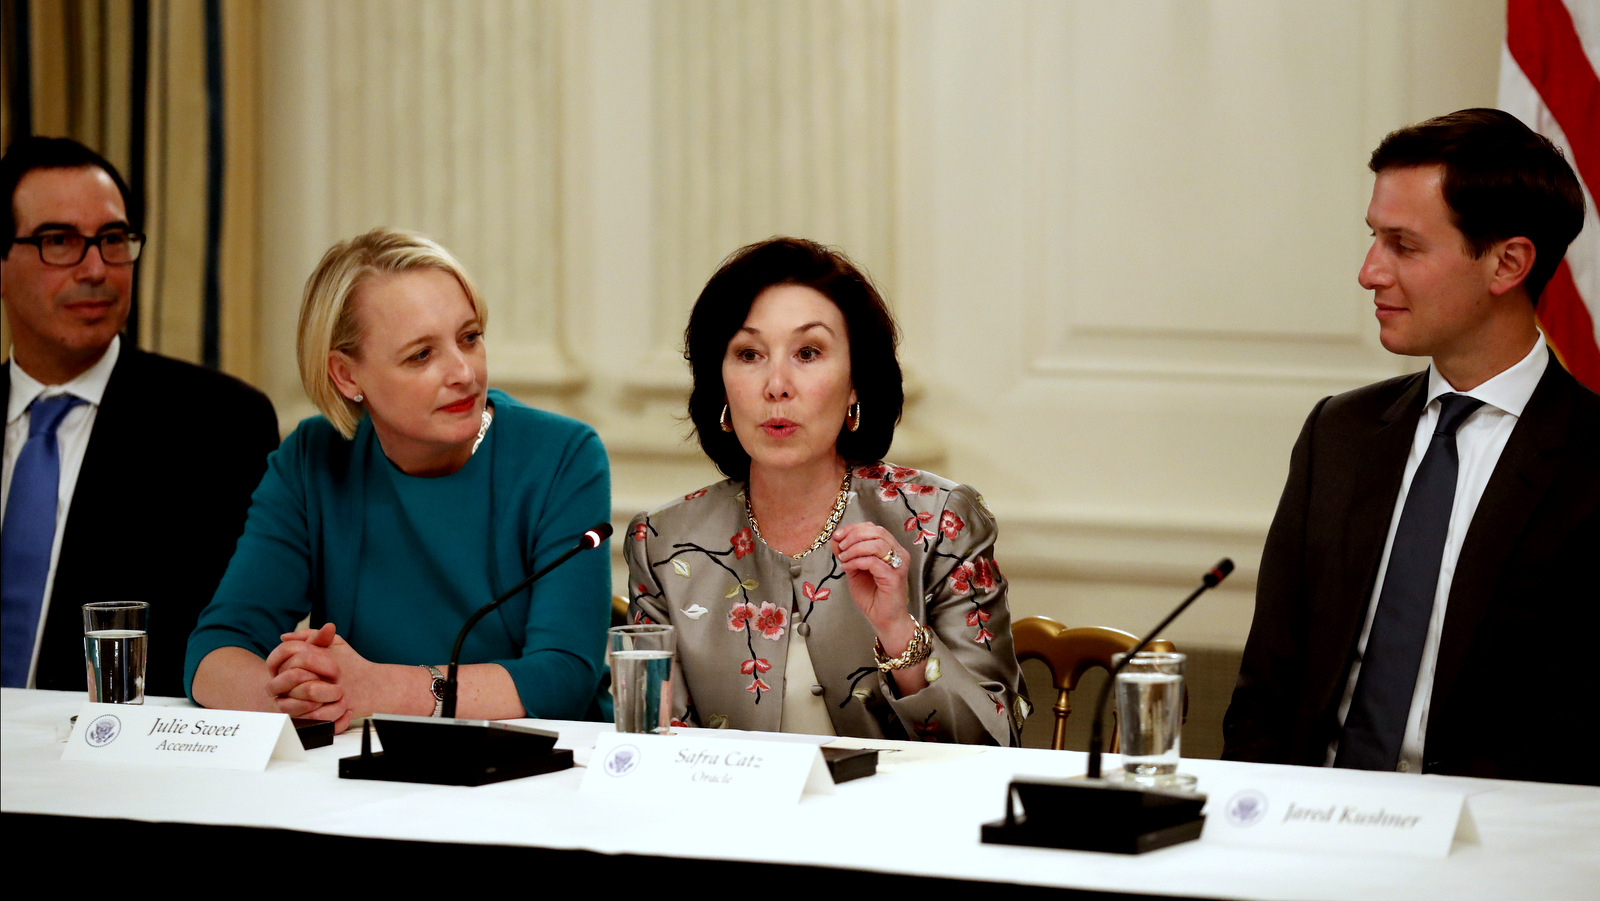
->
[440,522,613,718]
[1085,558,1233,779]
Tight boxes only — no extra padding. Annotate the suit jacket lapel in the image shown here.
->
[1430,358,1571,725]
[1319,376,1428,688]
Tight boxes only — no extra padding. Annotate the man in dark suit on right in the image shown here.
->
[1223,108,1599,785]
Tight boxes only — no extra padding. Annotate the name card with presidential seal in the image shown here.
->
[581,732,834,803]
[62,703,305,771]
[1202,776,1467,858]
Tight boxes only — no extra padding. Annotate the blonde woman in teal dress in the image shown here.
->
[187,228,611,731]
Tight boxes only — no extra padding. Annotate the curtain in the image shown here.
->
[1,0,259,384]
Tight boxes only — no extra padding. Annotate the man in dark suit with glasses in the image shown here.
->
[1,136,279,697]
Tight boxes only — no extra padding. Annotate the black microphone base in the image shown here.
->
[980,776,1206,855]
[339,714,574,787]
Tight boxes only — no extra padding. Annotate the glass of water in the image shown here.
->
[609,624,675,734]
[83,601,149,704]
[1113,650,1188,786]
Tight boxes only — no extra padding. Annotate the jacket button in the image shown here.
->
[810,684,824,696]
[796,622,811,637]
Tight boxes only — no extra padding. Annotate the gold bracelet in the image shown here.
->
[873,621,933,671]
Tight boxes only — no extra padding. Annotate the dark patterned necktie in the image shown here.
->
[1336,392,1485,771]
[2,394,86,687]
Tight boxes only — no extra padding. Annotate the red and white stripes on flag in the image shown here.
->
[1501,0,1600,392]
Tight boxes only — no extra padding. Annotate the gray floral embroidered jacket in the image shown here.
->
[625,463,1027,744]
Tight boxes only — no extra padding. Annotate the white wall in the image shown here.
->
[252,0,1506,651]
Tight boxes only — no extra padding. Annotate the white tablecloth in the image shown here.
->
[3,689,1596,899]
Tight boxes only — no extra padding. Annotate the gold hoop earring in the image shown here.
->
[847,402,861,433]
[720,404,734,433]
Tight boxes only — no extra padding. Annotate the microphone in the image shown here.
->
[339,522,614,787]
[1087,557,1232,778]
[442,522,613,717]
[981,557,1234,855]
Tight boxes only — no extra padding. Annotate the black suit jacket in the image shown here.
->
[1223,354,1600,785]
[3,348,279,698]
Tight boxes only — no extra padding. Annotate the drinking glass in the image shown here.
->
[83,601,148,704]
[1114,650,1186,784]
[609,624,675,734]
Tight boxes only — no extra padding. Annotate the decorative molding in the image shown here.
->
[1017,0,1395,387]
[649,0,898,359]
[261,0,575,399]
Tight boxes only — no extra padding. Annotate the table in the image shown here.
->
[4,689,1596,898]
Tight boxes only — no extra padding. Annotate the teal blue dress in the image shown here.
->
[185,390,612,719]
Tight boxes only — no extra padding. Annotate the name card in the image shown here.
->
[62,703,305,771]
[581,732,833,803]
[1203,776,1465,858]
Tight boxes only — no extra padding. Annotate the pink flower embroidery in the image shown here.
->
[904,511,937,544]
[740,658,772,675]
[991,693,1005,715]
[940,510,964,539]
[728,602,756,631]
[634,610,654,625]
[889,465,917,481]
[803,581,830,603]
[685,488,708,500]
[971,558,998,592]
[966,607,991,627]
[949,563,973,595]
[855,464,888,479]
[632,523,649,541]
[880,479,936,501]
[731,527,755,559]
[753,602,787,640]
[746,677,772,693]
[975,627,996,646]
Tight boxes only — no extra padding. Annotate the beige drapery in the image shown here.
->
[1,0,260,385]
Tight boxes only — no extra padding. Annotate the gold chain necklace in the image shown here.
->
[746,470,852,559]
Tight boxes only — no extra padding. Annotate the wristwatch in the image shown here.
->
[423,664,446,717]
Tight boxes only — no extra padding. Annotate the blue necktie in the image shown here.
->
[2,394,86,687]
[1336,392,1485,771]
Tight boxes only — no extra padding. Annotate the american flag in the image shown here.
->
[1501,0,1600,392]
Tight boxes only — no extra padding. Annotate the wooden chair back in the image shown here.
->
[1012,616,1177,751]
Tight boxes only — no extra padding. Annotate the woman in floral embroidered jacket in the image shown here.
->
[625,238,1025,745]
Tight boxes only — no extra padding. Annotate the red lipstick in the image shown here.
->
[438,395,477,415]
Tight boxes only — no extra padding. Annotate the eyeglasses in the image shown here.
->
[10,230,145,266]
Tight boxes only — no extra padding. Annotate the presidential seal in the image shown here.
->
[1226,789,1269,827]
[85,714,123,748]
[604,744,641,776]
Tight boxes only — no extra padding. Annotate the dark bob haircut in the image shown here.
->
[2,136,141,258]
[1369,108,1584,303]
[685,237,904,482]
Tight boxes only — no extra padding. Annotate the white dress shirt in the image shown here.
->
[2,336,121,687]
[1330,335,1548,772]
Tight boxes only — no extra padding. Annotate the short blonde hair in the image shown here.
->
[296,227,486,438]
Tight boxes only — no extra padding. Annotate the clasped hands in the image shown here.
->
[264,622,377,733]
